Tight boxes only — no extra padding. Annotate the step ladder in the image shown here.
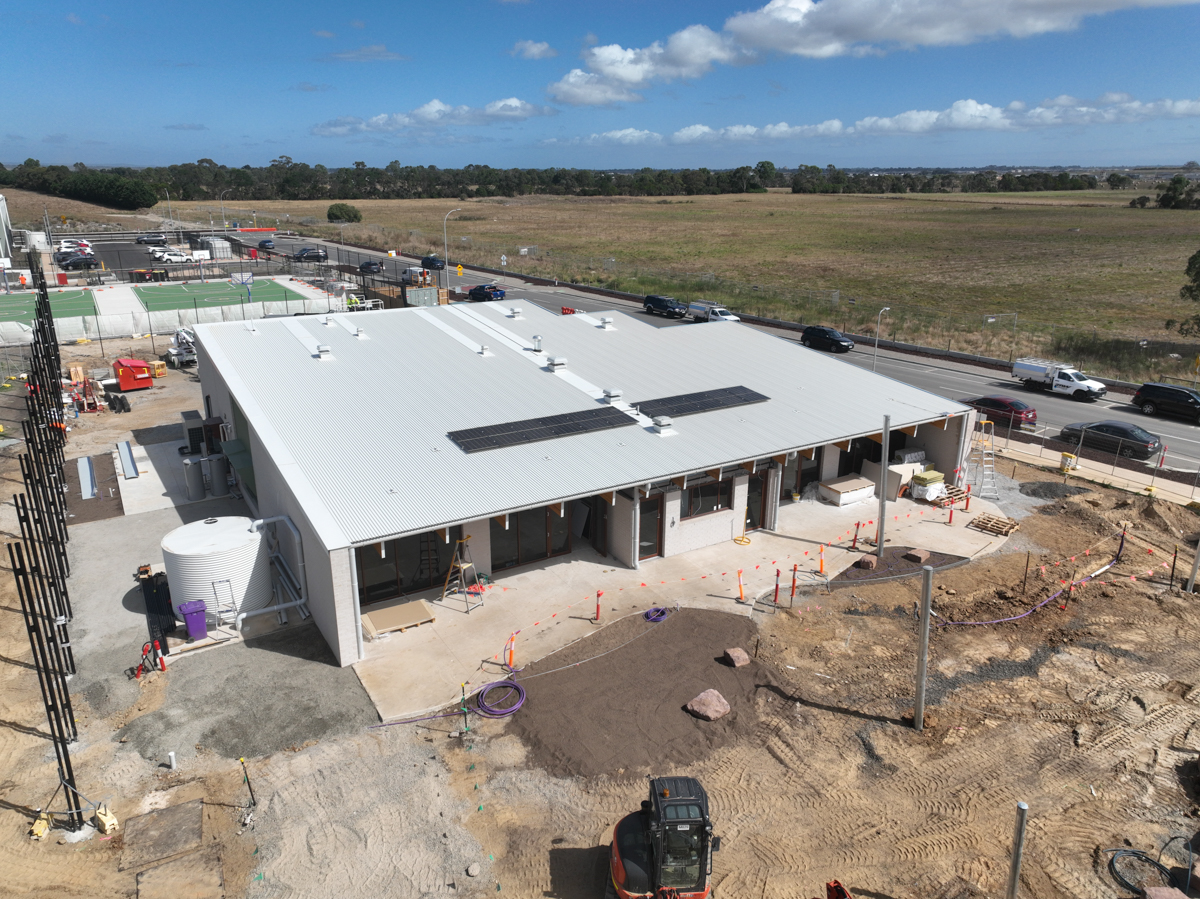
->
[440,536,482,614]
[967,419,1000,499]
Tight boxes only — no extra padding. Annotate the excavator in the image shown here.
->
[605,776,720,899]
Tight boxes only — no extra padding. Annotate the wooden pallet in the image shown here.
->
[361,598,436,638]
[968,513,1020,536]
[931,485,967,508]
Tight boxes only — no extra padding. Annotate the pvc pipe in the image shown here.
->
[235,597,309,631]
[348,546,364,661]
[168,751,176,770]
[251,516,308,605]
[1187,547,1200,594]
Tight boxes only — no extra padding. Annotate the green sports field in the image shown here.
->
[134,280,306,312]
[0,289,97,324]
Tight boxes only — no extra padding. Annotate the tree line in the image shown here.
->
[0,156,1194,209]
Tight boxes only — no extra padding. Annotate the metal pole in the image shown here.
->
[1186,543,1200,593]
[1005,802,1030,899]
[443,208,460,292]
[873,306,890,372]
[220,189,231,231]
[914,564,933,732]
[876,414,890,551]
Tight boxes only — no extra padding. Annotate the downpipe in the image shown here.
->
[239,515,310,631]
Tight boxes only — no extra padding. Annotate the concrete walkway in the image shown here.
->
[353,492,1007,720]
[92,283,144,316]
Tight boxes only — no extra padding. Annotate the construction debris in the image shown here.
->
[968,513,1020,536]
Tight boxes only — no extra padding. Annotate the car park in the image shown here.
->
[358,260,384,274]
[159,250,194,263]
[643,294,687,317]
[258,239,275,250]
[136,233,167,245]
[958,395,1037,428]
[54,250,90,265]
[57,239,92,252]
[1059,420,1162,460]
[1131,382,1200,424]
[420,255,446,271]
[467,284,505,302]
[801,325,855,353]
[60,254,101,271]
[294,247,328,261]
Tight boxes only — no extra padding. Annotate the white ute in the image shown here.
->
[687,300,740,322]
[1012,357,1107,400]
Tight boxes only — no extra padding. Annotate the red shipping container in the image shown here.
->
[112,358,154,391]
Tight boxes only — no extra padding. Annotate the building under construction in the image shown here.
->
[194,302,972,666]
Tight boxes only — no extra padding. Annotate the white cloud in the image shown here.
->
[323,44,404,62]
[555,0,1200,104]
[594,128,662,144]
[512,40,557,60]
[547,69,642,106]
[313,29,335,38]
[855,99,1012,133]
[671,120,844,142]
[312,97,554,136]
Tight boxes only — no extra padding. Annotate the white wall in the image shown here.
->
[820,446,841,481]
[911,415,971,482]
[611,491,635,568]
[463,518,492,578]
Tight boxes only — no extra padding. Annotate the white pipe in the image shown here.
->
[349,547,364,661]
[251,516,307,604]
[235,597,309,631]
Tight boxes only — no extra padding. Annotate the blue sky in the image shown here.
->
[4,0,1200,169]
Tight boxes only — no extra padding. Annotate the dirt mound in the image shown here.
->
[506,608,777,778]
[1019,481,1092,500]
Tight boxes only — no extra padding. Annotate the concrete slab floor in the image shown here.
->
[354,493,1008,720]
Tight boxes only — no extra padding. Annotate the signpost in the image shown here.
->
[501,254,507,267]
[456,264,463,277]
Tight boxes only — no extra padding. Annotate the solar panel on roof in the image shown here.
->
[448,406,635,453]
[634,386,769,420]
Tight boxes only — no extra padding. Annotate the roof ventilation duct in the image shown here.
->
[603,387,623,404]
[599,317,615,330]
[316,345,332,358]
[652,415,675,436]
[507,306,523,319]
[547,356,567,370]
[532,335,543,352]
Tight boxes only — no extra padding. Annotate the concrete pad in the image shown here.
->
[137,850,224,899]
[120,799,203,871]
[354,493,1007,720]
[115,441,226,515]
[94,283,145,316]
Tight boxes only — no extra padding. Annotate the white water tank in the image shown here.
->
[161,516,272,619]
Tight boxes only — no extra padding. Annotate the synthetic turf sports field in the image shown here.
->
[0,289,96,323]
[133,280,307,312]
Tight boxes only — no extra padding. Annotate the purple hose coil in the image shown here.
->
[644,607,669,622]
[476,680,526,717]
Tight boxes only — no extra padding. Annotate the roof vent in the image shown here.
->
[508,306,523,319]
[603,387,623,404]
[532,335,543,352]
[316,345,332,358]
[547,356,567,370]
[653,415,675,435]
[599,317,615,330]
[479,344,489,356]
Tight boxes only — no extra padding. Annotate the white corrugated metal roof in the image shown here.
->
[196,304,968,550]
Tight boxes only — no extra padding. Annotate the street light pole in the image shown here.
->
[873,307,891,372]
[163,189,174,236]
[219,189,232,232]
[443,207,461,291]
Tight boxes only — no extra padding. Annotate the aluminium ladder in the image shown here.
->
[440,536,482,614]
[967,419,1001,499]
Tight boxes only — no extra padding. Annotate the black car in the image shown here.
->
[1132,382,1200,424]
[1059,420,1162,460]
[60,254,101,271]
[359,260,384,274]
[421,255,446,271]
[643,294,687,317]
[467,284,506,302]
[258,239,275,250]
[801,325,855,353]
[294,247,328,261]
[53,250,88,265]
[136,233,167,245]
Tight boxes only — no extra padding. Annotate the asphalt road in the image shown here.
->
[227,231,1200,471]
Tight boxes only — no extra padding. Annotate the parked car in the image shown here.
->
[136,233,167,245]
[958,395,1037,428]
[801,325,854,353]
[54,250,90,265]
[401,266,430,285]
[149,246,173,259]
[643,294,687,317]
[421,255,446,271]
[1059,420,1162,460]
[358,260,384,274]
[467,284,505,302]
[294,247,328,261]
[258,239,275,250]
[159,250,195,263]
[57,239,91,252]
[60,254,101,270]
[1132,382,1200,424]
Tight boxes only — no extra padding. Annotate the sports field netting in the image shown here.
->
[134,279,307,312]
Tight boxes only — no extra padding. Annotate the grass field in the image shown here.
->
[134,279,306,312]
[168,189,1200,380]
[0,289,97,323]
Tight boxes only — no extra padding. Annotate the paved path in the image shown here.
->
[92,284,145,316]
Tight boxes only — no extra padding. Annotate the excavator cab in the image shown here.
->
[607,776,719,899]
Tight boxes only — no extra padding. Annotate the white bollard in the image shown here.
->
[168,751,177,771]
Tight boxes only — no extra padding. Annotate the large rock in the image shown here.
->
[686,689,730,722]
[724,647,750,668]
[857,554,878,570]
[904,548,931,563]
